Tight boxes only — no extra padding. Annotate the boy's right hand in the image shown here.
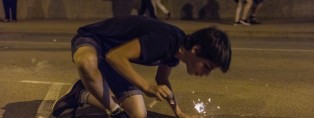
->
[143,84,173,101]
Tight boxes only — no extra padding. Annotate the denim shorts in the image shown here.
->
[71,35,143,103]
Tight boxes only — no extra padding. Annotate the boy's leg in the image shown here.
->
[120,95,147,118]
[73,46,119,112]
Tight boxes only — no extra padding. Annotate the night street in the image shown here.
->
[0,20,313,118]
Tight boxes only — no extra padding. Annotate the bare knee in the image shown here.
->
[121,95,147,118]
[73,46,99,81]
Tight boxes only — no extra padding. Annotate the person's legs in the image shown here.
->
[249,0,263,24]
[155,0,169,15]
[241,0,253,21]
[10,0,17,21]
[2,0,10,21]
[138,0,147,15]
[74,46,119,112]
[234,0,243,23]
[146,0,157,19]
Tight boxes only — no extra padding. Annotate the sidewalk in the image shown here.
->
[0,19,314,38]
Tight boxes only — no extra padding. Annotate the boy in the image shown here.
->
[52,16,231,118]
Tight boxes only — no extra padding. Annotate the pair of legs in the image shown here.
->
[249,0,264,24]
[72,37,147,117]
[138,0,157,19]
[152,0,170,18]
[2,0,17,22]
[234,0,253,25]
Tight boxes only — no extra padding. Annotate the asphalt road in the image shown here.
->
[0,34,313,118]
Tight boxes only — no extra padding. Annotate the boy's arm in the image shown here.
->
[105,38,172,100]
[156,65,203,118]
[155,64,187,117]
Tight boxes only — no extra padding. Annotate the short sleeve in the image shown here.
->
[138,32,173,64]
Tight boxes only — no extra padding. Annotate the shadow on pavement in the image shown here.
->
[2,100,42,118]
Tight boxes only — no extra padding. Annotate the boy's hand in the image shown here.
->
[143,84,173,101]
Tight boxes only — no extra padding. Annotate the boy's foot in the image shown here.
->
[52,80,86,116]
[239,20,251,25]
[110,108,129,118]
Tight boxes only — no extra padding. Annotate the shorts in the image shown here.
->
[71,35,143,103]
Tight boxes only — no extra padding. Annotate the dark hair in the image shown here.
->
[183,27,232,73]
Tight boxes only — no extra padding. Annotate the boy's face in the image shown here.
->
[185,56,217,76]
[184,46,218,76]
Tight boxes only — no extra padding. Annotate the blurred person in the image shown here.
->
[152,0,171,19]
[2,0,17,22]
[52,16,231,118]
[138,0,157,19]
[233,0,253,26]
[248,0,264,24]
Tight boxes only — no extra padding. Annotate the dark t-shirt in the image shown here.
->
[76,16,186,67]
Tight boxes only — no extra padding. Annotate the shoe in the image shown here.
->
[110,108,129,118]
[250,19,261,24]
[52,80,86,116]
[3,19,9,22]
[249,16,262,24]
[166,12,171,20]
[239,20,251,26]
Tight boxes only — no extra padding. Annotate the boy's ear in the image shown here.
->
[191,45,201,55]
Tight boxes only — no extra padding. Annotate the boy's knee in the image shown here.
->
[74,46,98,67]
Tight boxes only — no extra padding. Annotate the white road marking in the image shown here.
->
[233,47,314,52]
[36,83,63,118]
[18,80,71,118]
[0,41,69,45]
[20,80,71,85]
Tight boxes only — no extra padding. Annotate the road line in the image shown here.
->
[233,47,314,52]
[36,83,63,118]
[20,80,71,85]
[0,41,69,45]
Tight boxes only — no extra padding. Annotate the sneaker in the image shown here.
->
[166,12,171,20]
[250,19,261,24]
[239,20,251,26]
[52,80,86,116]
[249,16,262,24]
[110,108,129,118]
[3,19,9,22]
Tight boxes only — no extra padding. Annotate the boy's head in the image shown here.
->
[182,27,231,76]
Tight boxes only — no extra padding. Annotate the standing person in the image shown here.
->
[152,0,171,19]
[52,16,232,118]
[2,0,17,22]
[248,0,264,24]
[233,0,253,26]
[138,0,157,19]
